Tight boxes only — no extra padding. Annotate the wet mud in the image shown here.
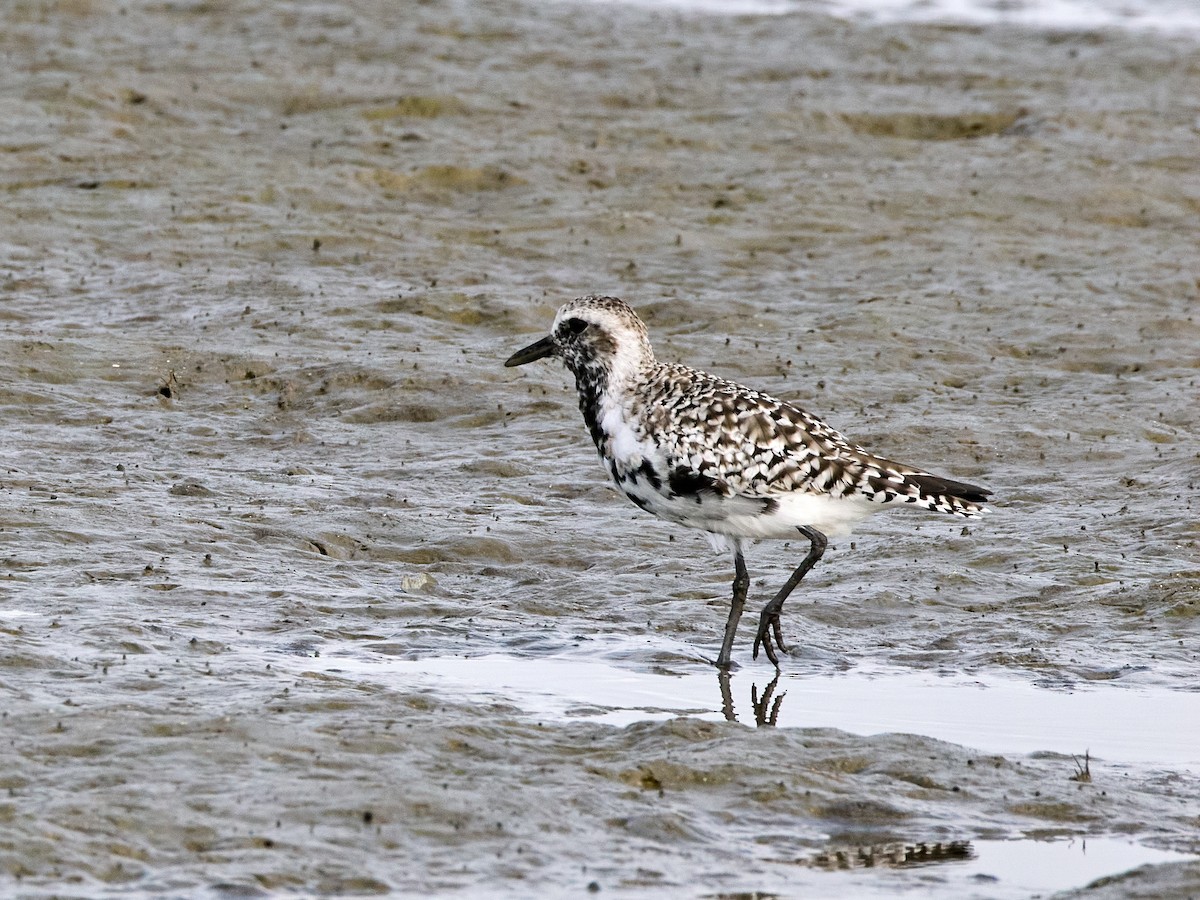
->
[2,0,1199,895]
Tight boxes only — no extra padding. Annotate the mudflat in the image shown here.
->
[2,0,1198,895]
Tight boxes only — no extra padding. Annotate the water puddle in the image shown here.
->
[298,648,1200,769]
[954,838,1188,895]
[777,837,1193,899]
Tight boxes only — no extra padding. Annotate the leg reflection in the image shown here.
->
[751,672,785,727]
[715,670,786,726]
[718,669,736,722]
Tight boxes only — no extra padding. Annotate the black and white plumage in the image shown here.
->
[505,295,991,668]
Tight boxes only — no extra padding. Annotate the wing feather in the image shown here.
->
[643,364,989,516]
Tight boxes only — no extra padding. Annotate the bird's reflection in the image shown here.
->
[718,670,786,726]
[803,840,975,870]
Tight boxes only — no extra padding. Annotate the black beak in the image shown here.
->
[504,334,556,367]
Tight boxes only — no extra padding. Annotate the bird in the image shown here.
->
[504,295,991,669]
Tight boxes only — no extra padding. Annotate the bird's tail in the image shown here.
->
[901,472,991,517]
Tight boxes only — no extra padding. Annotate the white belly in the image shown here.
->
[619,470,878,543]
[714,491,878,539]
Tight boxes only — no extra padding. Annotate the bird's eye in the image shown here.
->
[563,317,589,335]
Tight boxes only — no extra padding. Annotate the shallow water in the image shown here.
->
[3,0,1200,896]
[304,648,1200,768]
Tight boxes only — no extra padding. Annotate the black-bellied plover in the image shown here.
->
[505,295,991,668]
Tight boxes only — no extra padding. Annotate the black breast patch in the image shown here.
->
[623,490,651,511]
[668,466,778,515]
[638,459,663,491]
[667,467,724,504]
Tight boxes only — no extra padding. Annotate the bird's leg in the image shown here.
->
[753,526,828,667]
[715,550,749,669]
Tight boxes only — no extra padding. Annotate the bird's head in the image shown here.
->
[505,295,655,381]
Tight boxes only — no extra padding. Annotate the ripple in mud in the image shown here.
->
[841,109,1025,139]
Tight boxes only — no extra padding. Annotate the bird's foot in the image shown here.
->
[711,655,740,671]
[752,605,786,668]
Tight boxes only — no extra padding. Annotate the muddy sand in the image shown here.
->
[1,0,1199,896]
